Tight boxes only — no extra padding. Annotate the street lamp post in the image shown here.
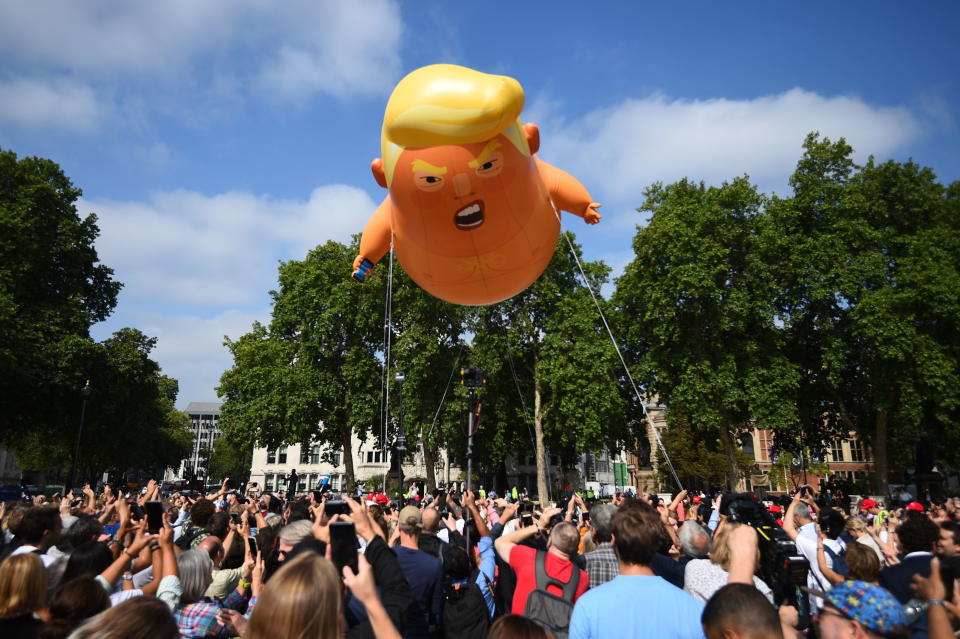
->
[69,380,92,489]
[395,372,406,500]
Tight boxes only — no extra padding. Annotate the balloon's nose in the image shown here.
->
[453,172,472,198]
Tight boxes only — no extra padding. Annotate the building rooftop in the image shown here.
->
[185,402,223,414]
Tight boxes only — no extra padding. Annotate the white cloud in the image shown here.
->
[255,1,403,101]
[539,88,923,199]
[84,184,379,307]
[94,308,270,407]
[0,79,103,132]
[0,0,403,130]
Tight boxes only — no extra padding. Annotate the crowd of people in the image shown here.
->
[1,477,959,638]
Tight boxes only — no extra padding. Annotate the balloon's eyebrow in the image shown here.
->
[468,140,502,168]
[411,159,447,175]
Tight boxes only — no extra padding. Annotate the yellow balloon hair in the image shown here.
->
[381,64,530,187]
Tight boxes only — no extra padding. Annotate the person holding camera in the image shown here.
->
[494,506,588,616]
[784,493,846,613]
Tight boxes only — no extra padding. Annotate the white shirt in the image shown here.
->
[10,545,57,567]
[794,534,843,612]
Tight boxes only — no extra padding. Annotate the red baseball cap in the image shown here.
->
[906,501,925,512]
[375,494,389,505]
[768,504,782,514]
[692,496,701,504]
[860,498,878,510]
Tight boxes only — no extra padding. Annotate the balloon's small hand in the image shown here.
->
[583,203,602,224]
[352,256,374,282]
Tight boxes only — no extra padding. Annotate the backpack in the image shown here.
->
[823,544,849,577]
[442,575,489,639]
[523,552,580,639]
[175,525,208,551]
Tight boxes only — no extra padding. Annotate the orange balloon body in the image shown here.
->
[353,130,599,305]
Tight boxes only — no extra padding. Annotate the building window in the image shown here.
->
[265,474,274,491]
[330,451,341,466]
[331,474,341,491]
[267,450,276,464]
[365,450,384,464]
[830,441,845,462]
[300,447,309,464]
[278,446,288,464]
[849,439,864,462]
[311,446,321,465]
[309,474,318,490]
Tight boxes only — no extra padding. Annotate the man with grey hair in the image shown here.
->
[678,521,711,560]
[583,503,619,587]
[277,519,313,564]
[792,501,817,541]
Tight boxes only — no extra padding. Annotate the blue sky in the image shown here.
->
[1,2,957,407]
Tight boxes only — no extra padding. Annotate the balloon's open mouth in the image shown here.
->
[454,200,484,230]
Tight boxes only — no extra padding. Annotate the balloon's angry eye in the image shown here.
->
[475,151,504,178]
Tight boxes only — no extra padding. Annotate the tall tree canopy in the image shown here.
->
[1,149,188,479]
[769,135,960,493]
[469,232,629,500]
[614,134,960,493]
[218,239,385,487]
[614,176,798,489]
[0,148,122,447]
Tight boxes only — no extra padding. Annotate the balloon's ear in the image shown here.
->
[371,158,387,189]
[523,123,540,155]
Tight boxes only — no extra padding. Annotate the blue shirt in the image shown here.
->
[569,574,705,639]
[449,536,497,618]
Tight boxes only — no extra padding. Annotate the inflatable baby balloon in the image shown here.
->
[352,64,601,306]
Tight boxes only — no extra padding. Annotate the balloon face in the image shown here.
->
[351,64,600,306]
[388,134,559,305]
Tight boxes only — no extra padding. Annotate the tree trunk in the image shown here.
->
[719,427,740,492]
[534,360,550,504]
[423,442,437,492]
[872,410,889,496]
[341,426,355,489]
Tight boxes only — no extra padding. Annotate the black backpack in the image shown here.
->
[523,551,580,639]
[442,575,489,639]
[175,525,208,550]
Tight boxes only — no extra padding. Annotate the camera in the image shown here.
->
[723,493,809,612]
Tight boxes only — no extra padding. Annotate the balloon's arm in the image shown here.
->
[352,197,393,283]
[535,158,601,225]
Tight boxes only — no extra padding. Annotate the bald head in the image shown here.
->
[549,522,580,558]
[197,535,223,565]
[422,508,441,533]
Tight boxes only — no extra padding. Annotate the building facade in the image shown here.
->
[249,432,464,495]
[172,402,223,483]
[624,403,873,495]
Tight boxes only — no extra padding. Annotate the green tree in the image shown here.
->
[769,134,960,493]
[0,148,121,449]
[614,176,799,489]
[209,435,253,485]
[389,265,467,491]
[12,328,192,481]
[469,232,628,499]
[218,239,385,488]
[656,411,754,491]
